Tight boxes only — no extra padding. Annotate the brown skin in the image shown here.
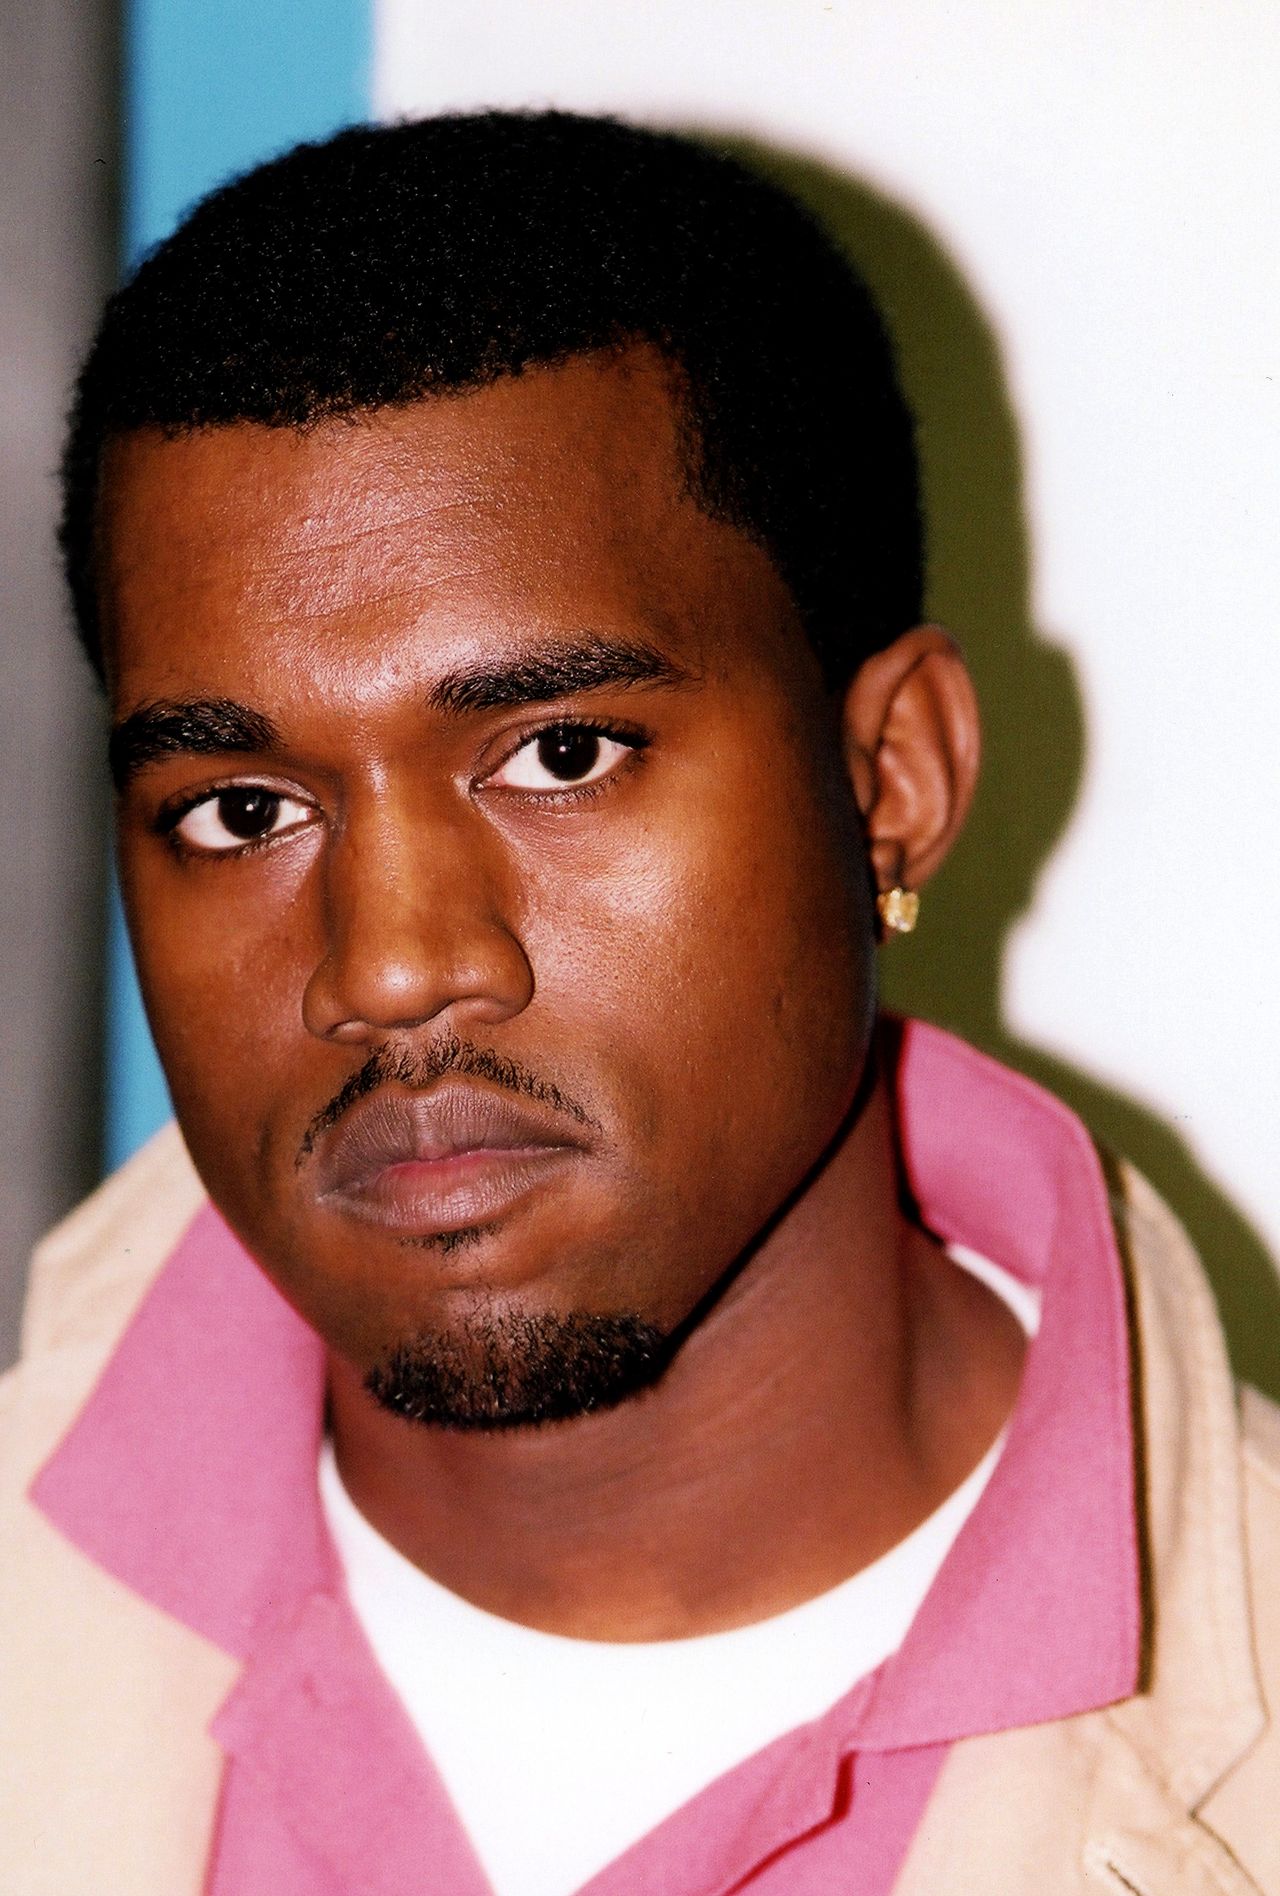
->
[102,348,1023,1639]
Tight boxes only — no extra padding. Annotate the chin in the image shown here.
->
[362,1303,675,1431]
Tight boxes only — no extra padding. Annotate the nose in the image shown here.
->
[301,792,534,1044]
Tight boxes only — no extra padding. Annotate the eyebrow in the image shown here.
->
[109,636,698,790]
[427,634,698,716]
[109,698,280,790]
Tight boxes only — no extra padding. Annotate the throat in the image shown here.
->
[325,1245,1025,1642]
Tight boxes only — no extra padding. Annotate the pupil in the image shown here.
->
[537,727,601,782]
[218,789,278,839]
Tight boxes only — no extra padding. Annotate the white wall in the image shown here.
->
[375,1,1280,1374]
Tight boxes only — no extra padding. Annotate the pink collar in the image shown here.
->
[33,1020,1140,1747]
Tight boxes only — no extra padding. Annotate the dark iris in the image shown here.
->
[217,788,280,839]
[536,726,602,782]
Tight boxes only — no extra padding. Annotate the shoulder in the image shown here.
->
[17,1121,204,1360]
[0,1133,232,1894]
[1190,1384,1280,1890]
[1,1125,206,1485]
[1238,1383,1280,1661]
[1241,1382,1280,1485]
[1057,1153,1280,1886]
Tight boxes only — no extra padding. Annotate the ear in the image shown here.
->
[841,626,981,899]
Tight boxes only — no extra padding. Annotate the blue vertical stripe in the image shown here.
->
[124,0,373,262]
[107,0,373,1170]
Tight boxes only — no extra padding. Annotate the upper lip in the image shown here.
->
[311,1081,589,1198]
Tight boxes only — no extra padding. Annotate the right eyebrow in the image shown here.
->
[427,634,699,717]
[109,698,281,791]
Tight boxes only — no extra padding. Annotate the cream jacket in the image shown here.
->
[1,1126,1278,1893]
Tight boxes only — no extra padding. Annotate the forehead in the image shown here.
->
[98,350,796,706]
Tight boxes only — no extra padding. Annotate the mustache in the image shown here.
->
[298,1032,598,1162]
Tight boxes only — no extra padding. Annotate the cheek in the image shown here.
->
[120,843,321,1133]
[518,758,873,1190]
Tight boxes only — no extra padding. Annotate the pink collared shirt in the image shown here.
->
[33,1023,1141,1894]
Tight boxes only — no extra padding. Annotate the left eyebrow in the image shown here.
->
[427,634,699,717]
[109,698,280,790]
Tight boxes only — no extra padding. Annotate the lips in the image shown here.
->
[311,1081,588,1235]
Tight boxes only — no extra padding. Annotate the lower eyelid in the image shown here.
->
[168,792,314,851]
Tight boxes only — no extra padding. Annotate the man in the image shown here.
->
[2,110,1277,1894]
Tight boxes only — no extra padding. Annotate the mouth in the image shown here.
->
[311,1080,588,1236]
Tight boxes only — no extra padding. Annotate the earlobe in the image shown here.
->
[842,625,981,905]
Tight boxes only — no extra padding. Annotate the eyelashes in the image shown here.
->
[158,785,314,854]
[151,717,652,859]
[486,718,649,795]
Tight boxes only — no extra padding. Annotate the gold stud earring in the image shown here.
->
[877,886,920,935]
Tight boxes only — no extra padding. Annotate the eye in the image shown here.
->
[167,786,314,854]
[488,724,639,793]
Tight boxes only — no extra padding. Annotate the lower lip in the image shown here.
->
[320,1144,577,1235]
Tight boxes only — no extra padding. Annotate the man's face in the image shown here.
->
[102,350,878,1416]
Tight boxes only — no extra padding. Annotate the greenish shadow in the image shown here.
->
[721,137,1280,1399]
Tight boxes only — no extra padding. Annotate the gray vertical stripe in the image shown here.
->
[0,0,117,1365]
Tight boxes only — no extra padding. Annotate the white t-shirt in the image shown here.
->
[319,1247,1037,1896]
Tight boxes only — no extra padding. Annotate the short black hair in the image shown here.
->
[60,110,923,685]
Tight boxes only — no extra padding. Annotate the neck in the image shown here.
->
[326,1062,1025,1639]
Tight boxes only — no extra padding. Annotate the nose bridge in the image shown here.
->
[303,779,532,1039]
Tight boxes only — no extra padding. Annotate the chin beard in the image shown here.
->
[364,1309,673,1431]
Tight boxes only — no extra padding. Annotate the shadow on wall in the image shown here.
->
[728,138,1280,1402]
